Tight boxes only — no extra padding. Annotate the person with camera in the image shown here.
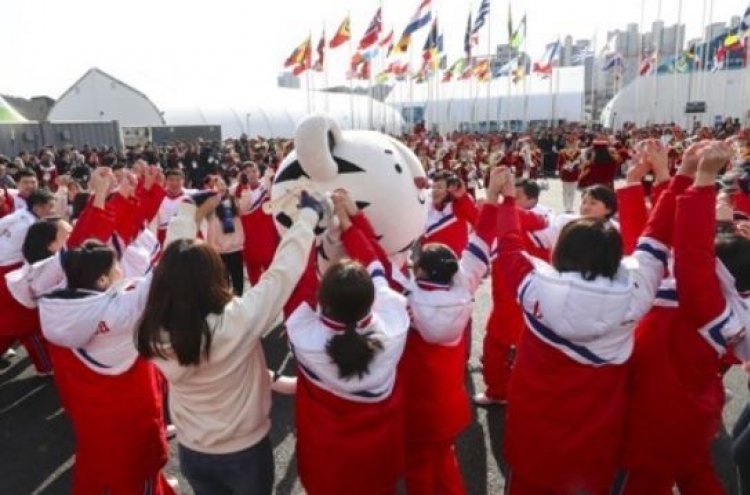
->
[423,171,478,259]
[205,175,246,296]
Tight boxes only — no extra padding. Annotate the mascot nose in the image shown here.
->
[413,177,428,189]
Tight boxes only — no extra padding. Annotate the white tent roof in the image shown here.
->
[47,68,405,138]
[600,69,750,129]
[385,66,585,131]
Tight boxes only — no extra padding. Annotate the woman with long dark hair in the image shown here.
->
[136,191,323,495]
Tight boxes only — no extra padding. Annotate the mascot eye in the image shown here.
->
[394,164,403,174]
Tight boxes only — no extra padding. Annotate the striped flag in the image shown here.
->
[284,36,311,67]
[329,16,351,49]
[471,0,491,44]
[510,15,526,49]
[394,0,432,54]
[533,40,560,78]
[639,52,656,76]
[359,8,383,50]
[292,38,313,76]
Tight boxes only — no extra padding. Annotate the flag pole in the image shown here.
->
[522,15,530,131]
[324,22,330,114]
[347,12,355,129]
[485,3,492,133]
[636,0,645,125]
[672,0,683,125]
[651,0,662,125]
[591,30,598,127]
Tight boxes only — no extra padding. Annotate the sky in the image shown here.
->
[2,0,748,101]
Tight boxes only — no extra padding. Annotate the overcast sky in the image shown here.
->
[2,0,747,100]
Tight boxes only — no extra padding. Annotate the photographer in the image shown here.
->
[205,176,246,296]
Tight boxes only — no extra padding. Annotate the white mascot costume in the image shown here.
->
[267,114,428,273]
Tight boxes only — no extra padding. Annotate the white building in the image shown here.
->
[48,68,405,137]
[599,68,750,129]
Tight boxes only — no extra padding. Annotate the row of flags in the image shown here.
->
[600,2,750,79]
[284,0,539,84]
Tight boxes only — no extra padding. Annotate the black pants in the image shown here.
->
[733,402,750,495]
[221,251,245,296]
[179,436,274,495]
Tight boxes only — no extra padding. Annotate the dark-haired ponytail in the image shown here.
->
[325,325,384,380]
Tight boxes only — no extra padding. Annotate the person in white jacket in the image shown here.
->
[135,190,325,495]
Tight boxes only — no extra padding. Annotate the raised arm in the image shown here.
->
[494,167,534,295]
[460,177,501,293]
[674,142,739,354]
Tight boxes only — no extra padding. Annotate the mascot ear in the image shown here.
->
[295,115,343,183]
[388,137,427,180]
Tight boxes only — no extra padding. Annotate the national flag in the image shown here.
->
[375,69,391,84]
[355,60,371,80]
[725,33,742,50]
[392,62,410,80]
[602,52,623,72]
[471,0,491,44]
[741,3,750,33]
[510,15,526,49]
[639,52,656,76]
[359,8,383,50]
[379,28,394,48]
[422,18,441,70]
[329,16,351,49]
[533,40,560,77]
[292,38,313,76]
[464,13,473,58]
[571,48,594,64]
[460,60,476,80]
[284,36,311,67]
[512,62,526,84]
[473,59,490,82]
[507,5,514,46]
[313,31,325,72]
[713,44,728,72]
[393,0,432,54]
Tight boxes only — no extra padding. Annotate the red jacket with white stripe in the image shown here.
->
[625,184,748,472]
[423,193,478,256]
[497,190,670,488]
[400,203,497,443]
[284,225,409,495]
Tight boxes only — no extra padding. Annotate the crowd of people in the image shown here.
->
[1,121,750,495]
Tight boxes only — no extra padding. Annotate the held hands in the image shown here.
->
[695,141,732,187]
[486,167,505,204]
[679,140,710,178]
[90,167,114,209]
[496,166,516,199]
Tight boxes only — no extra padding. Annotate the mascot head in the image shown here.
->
[269,114,428,273]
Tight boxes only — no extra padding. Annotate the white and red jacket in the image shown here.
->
[284,225,409,495]
[625,183,749,478]
[400,203,496,443]
[152,188,195,244]
[0,208,37,267]
[4,200,174,494]
[423,193,479,256]
[497,192,669,490]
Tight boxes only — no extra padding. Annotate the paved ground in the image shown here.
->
[0,179,748,494]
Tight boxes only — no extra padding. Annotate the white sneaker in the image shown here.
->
[271,375,298,395]
[2,349,17,359]
[166,477,179,489]
[472,392,507,407]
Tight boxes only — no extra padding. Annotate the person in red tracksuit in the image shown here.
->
[7,167,176,495]
[622,141,750,495]
[284,199,409,495]
[423,171,478,257]
[0,189,58,372]
[578,139,620,191]
[474,200,548,406]
[492,164,670,494]
[394,172,500,495]
[236,162,279,285]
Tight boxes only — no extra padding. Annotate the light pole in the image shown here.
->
[245,113,251,135]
